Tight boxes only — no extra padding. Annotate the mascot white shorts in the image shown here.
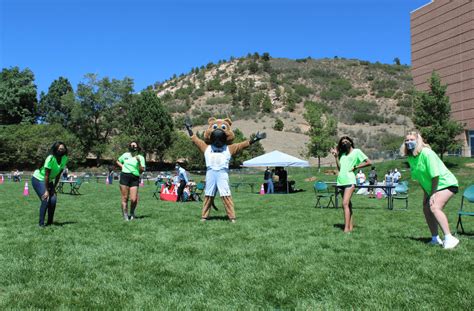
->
[205,169,231,197]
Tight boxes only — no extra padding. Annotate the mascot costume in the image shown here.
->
[185,117,265,222]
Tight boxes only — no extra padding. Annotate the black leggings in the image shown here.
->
[176,180,187,202]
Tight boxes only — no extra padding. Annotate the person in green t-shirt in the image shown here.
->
[116,141,146,221]
[31,142,68,227]
[402,132,460,249]
[331,136,372,233]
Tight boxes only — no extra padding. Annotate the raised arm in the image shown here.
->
[229,131,266,156]
[186,118,208,153]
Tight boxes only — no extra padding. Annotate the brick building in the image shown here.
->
[411,0,474,156]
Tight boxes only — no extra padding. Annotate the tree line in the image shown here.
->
[0,67,264,170]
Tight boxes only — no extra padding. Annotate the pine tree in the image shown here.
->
[413,71,464,159]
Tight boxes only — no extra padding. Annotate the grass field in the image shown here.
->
[1,158,473,309]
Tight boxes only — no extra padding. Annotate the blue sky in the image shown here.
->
[1,0,429,93]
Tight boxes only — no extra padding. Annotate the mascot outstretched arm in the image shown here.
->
[185,117,265,222]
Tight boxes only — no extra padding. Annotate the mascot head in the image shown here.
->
[204,117,235,147]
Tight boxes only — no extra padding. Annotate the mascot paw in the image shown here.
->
[250,131,266,144]
[184,117,193,136]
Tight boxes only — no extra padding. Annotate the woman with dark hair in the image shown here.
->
[331,136,371,233]
[401,131,459,249]
[116,141,145,221]
[31,142,68,227]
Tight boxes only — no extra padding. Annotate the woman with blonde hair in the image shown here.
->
[402,131,459,249]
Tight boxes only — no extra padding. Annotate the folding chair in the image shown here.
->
[456,184,474,234]
[192,182,205,201]
[391,183,408,210]
[314,181,335,208]
[71,178,83,195]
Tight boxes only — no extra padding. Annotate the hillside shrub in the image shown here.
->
[273,118,284,131]
[320,78,353,101]
[205,96,232,106]
[293,84,313,97]
[372,79,399,98]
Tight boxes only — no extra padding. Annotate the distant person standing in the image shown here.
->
[393,168,401,184]
[402,132,459,249]
[356,170,366,186]
[384,170,393,187]
[116,141,145,221]
[331,136,371,233]
[368,166,378,198]
[61,167,69,181]
[31,142,68,227]
[108,167,114,185]
[176,163,189,202]
[264,167,274,194]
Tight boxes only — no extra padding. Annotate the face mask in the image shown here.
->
[129,146,138,153]
[340,142,350,152]
[57,150,65,156]
[406,141,416,151]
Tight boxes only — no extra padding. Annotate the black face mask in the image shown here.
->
[211,130,227,148]
[56,150,66,157]
[129,147,138,153]
[340,143,351,153]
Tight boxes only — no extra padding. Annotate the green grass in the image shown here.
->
[1,158,473,309]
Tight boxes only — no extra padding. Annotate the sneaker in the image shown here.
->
[443,236,459,249]
[429,236,443,246]
[129,215,135,221]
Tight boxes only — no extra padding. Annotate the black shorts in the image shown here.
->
[120,172,140,187]
[337,184,355,194]
[437,186,459,194]
[369,180,376,186]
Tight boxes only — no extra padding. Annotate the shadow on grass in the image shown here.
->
[394,236,431,244]
[444,161,459,169]
[206,216,231,221]
[333,223,364,231]
[50,221,78,227]
[456,231,474,237]
[134,214,151,219]
[333,223,345,230]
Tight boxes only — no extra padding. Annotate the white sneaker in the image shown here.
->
[429,236,443,246]
[443,236,459,249]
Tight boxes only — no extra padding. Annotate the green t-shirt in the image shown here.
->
[408,148,458,195]
[118,152,146,176]
[33,155,68,181]
[337,148,368,186]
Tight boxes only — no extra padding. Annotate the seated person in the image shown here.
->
[13,169,21,182]
[162,178,174,194]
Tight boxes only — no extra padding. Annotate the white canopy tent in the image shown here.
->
[242,150,310,193]
[242,150,310,168]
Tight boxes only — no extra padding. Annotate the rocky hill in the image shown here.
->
[153,54,415,165]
